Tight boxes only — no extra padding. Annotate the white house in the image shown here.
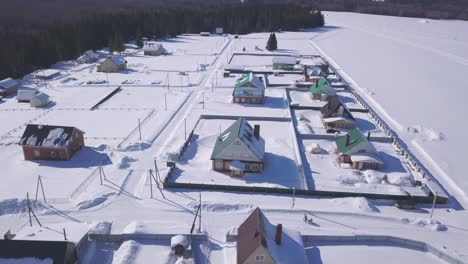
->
[97,55,127,72]
[143,42,166,56]
[30,92,50,108]
[233,73,265,104]
[0,78,19,96]
[210,118,265,176]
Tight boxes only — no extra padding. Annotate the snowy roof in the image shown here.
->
[336,128,376,156]
[233,73,265,98]
[84,50,98,59]
[210,118,265,162]
[107,55,127,66]
[300,57,326,66]
[32,92,50,102]
[237,208,307,264]
[350,153,383,164]
[272,56,297,65]
[17,89,37,101]
[321,96,354,120]
[323,116,356,125]
[19,124,82,149]
[170,235,189,248]
[143,42,165,52]
[34,69,60,78]
[0,78,18,89]
[308,66,327,77]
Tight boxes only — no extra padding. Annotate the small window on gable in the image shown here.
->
[255,255,265,261]
[34,150,40,157]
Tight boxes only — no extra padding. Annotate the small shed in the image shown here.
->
[17,89,38,102]
[0,78,19,96]
[97,55,127,72]
[272,56,297,71]
[77,50,99,64]
[200,32,210,36]
[30,92,50,108]
[310,144,322,154]
[143,42,166,56]
[34,69,61,80]
[171,235,190,256]
[215,28,224,35]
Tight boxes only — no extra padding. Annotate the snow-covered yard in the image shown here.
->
[289,89,365,110]
[171,118,305,189]
[301,138,426,196]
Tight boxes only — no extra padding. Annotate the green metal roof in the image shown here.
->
[335,128,366,155]
[309,77,328,94]
[234,74,251,88]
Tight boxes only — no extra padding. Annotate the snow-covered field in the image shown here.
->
[315,12,468,202]
[1,15,468,264]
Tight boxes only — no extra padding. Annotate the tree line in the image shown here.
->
[0,3,324,80]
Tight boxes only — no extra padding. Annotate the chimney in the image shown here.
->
[304,65,309,82]
[254,125,260,140]
[345,134,350,146]
[367,131,371,141]
[275,224,282,245]
[259,76,263,82]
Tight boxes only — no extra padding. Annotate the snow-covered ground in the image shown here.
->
[315,12,468,203]
[1,18,468,264]
[172,118,305,189]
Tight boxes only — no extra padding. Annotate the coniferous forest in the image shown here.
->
[0,3,324,80]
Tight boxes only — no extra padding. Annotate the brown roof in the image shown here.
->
[237,207,267,264]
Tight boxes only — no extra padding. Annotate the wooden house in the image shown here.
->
[237,207,308,264]
[0,78,18,97]
[335,128,383,170]
[210,118,265,176]
[97,55,127,72]
[320,96,356,129]
[19,124,85,161]
[272,56,297,70]
[233,73,265,104]
[309,77,336,101]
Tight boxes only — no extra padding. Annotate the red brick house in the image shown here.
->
[19,124,85,161]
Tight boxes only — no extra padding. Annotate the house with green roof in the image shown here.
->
[210,118,265,176]
[309,77,336,101]
[233,73,265,104]
[335,128,383,170]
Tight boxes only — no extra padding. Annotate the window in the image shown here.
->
[34,150,40,157]
[255,255,265,262]
[50,151,56,158]
[214,160,223,170]
[251,164,258,171]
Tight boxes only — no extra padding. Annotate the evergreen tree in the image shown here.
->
[271,32,278,50]
[266,33,274,51]
[136,29,144,48]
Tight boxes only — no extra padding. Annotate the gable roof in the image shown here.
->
[19,124,82,149]
[107,55,127,66]
[321,96,354,120]
[17,89,38,101]
[237,207,307,264]
[272,56,297,65]
[234,73,264,89]
[336,128,368,155]
[210,118,265,162]
[0,78,18,89]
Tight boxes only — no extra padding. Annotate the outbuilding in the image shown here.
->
[34,69,61,80]
[97,55,127,72]
[143,42,166,56]
[210,118,265,176]
[17,89,38,102]
[272,56,297,70]
[0,78,19,97]
[77,50,99,64]
[19,124,85,161]
[30,92,50,108]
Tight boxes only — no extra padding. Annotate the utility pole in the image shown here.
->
[164,92,167,111]
[292,187,296,208]
[198,192,202,233]
[35,175,47,203]
[430,192,438,219]
[184,118,187,140]
[138,118,142,140]
[202,92,205,109]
